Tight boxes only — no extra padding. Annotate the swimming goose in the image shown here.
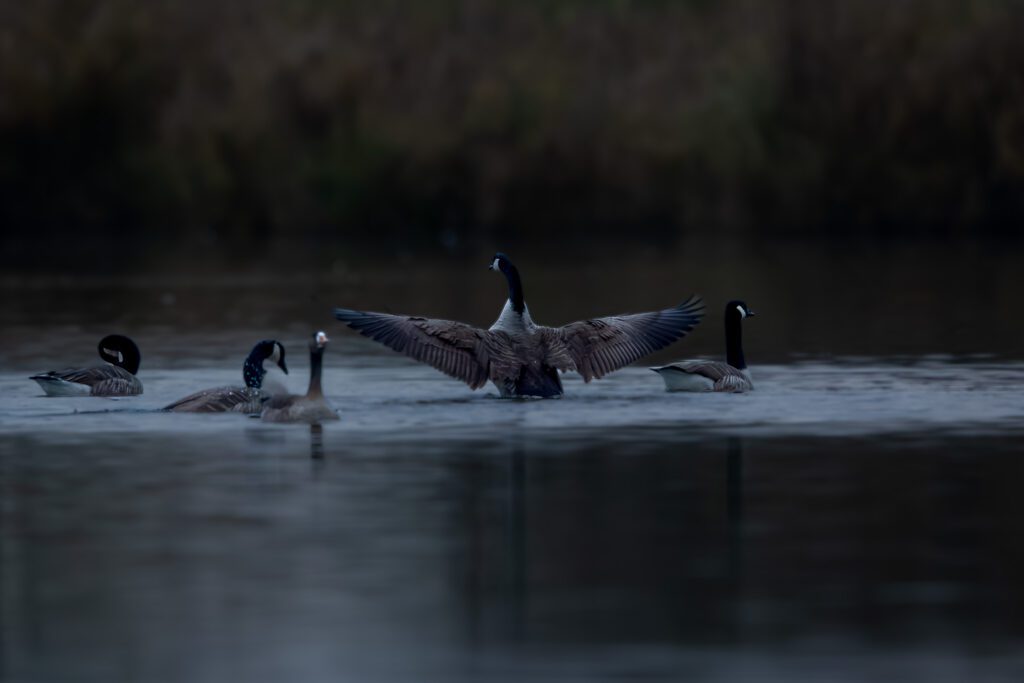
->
[163,339,288,413]
[333,252,705,398]
[652,300,755,392]
[30,334,143,397]
[261,331,339,423]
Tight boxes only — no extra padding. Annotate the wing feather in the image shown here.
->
[664,360,745,383]
[32,365,143,396]
[164,386,264,413]
[544,295,705,381]
[334,308,495,389]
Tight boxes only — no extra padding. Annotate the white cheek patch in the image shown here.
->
[316,332,329,346]
[737,305,746,318]
[492,258,500,270]
[269,345,281,362]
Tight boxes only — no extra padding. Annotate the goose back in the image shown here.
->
[31,365,143,397]
[164,386,267,413]
[653,360,753,393]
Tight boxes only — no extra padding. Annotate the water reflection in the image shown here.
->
[310,423,325,460]
[3,427,1024,680]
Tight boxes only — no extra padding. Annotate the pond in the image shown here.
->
[2,252,1024,681]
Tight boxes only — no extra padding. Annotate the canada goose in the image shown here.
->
[334,252,705,398]
[261,331,339,423]
[30,334,143,397]
[652,300,755,392]
[163,339,288,413]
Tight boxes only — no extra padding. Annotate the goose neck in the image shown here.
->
[307,346,324,398]
[503,263,525,314]
[242,355,265,389]
[725,315,747,370]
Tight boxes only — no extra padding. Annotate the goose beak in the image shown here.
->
[746,310,756,317]
[278,358,289,374]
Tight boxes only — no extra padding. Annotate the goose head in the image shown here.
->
[254,339,289,374]
[98,335,141,375]
[244,339,288,388]
[488,252,514,274]
[311,330,329,351]
[726,300,755,320]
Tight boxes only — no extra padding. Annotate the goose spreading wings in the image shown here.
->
[334,253,704,398]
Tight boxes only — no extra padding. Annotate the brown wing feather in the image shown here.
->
[334,308,508,389]
[164,386,263,412]
[91,375,144,397]
[665,361,752,392]
[545,296,705,382]
[38,364,143,396]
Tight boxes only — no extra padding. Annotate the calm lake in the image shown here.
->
[2,250,1024,681]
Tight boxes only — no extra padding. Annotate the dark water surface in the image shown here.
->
[3,258,1024,682]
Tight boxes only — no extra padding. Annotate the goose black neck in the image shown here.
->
[503,263,525,314]
[725,314,746,370]
[242,354,265,389]
[307,346,324,398]
[121,346,142,375]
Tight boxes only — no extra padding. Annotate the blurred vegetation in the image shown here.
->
[2,0,1023,271]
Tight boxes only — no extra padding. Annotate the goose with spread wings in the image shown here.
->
[333,253,705,398]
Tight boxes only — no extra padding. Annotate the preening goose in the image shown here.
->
[261,331,339,423]
[163,339,288,413]
[30,335,143,397]
[652,300,755,392]
[334,253,705,398]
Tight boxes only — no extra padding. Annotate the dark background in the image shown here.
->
[2,0,1023,274]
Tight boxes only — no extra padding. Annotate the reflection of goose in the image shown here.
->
[310,423,325,459]
[652,300,755,392]
[261,332,339,423]
[334,252,704,398]
[30,335,143,396]
[164,340,288,413]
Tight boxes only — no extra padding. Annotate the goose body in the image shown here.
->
[652,300,755,393]
[30,335,143,397]
[164,340,288,413]
[261,332,339,423]
[334,253,705,398]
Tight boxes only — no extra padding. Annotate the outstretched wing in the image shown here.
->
[334,308,509,389]
[545,295,705,381]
